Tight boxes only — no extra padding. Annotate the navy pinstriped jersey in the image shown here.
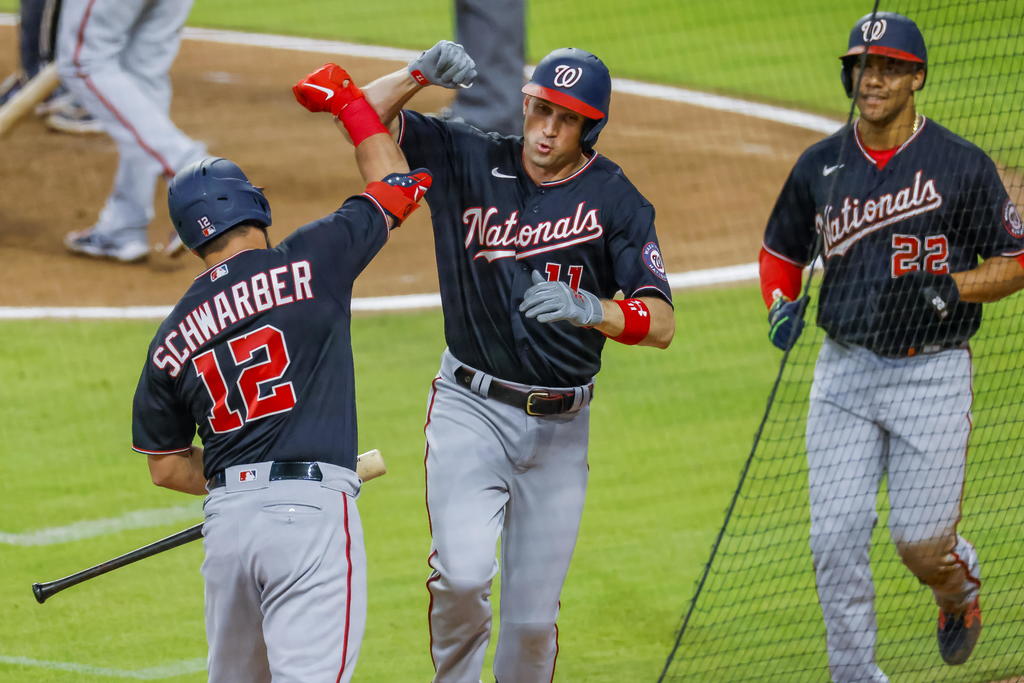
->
[764,117,1024,349]
[398,110,673,387]
[131,197,391,477]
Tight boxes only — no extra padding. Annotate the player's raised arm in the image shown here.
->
[361,40,477,132]
[293,63,432,227]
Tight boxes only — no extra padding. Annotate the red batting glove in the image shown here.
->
[363,169,433,226]
[292,63,363,117]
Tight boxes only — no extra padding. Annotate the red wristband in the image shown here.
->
[605,299,651,345]
[338,97,389,146]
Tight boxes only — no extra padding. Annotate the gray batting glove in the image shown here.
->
[519,270,605,327]
[408,40,477,89]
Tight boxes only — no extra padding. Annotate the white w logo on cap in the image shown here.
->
[861,18,887,42]
[553,64,583,88]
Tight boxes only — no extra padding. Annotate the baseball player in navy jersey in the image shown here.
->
[353,42,675,681]
[760,13,1024,682]
[131,64,431,682]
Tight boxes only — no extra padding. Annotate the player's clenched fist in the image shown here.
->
[520,270,604,327]
[293,63,363,117]
[408,40,477,89]
[767,295,808,351]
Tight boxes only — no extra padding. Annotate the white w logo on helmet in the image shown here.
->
[553,64,584,88]
[861,18,887,43]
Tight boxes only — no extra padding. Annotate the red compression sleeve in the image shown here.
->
[339,98,389,146]
[604,299,651,345]
[759,247,803,308]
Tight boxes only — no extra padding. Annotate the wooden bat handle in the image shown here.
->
[0,63,61,138]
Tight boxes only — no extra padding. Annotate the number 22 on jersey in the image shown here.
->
[891,234,950,277]
[193,324,297,433]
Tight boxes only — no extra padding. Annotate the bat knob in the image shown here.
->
[32,583,47,604]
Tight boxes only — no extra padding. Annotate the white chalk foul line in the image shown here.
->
[0,655,206,680]
[0,503,201,546]
[0,263,757,320]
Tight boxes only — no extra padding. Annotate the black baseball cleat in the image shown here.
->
[937,598,981,665]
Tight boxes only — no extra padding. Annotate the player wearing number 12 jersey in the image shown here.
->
[131,64,431,683]
[760,12,1024,682]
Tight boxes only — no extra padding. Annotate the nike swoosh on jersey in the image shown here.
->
[303,83,334,100]
[823,163,844,176]
[491,167,517,179]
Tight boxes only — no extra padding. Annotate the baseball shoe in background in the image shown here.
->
[937,598,981,665]
[0,72,27,106]
[43,93,104,134]
[64,228,149,263]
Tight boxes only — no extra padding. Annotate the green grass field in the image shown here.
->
[0,286,778,681]
[2,0,1023,680]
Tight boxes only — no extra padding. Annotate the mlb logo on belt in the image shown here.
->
[198,215,216,237]
[238,469,257,482]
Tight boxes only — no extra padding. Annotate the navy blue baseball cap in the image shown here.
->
[841,12,926,65]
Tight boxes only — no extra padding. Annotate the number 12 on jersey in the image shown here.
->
[193,324,297,433]
[891,234,949,277]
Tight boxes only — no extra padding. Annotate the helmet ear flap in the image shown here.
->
[840,59,854,98]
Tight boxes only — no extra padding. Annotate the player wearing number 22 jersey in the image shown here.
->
[760,12,1024,683]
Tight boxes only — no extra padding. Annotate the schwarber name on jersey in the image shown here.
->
[764,117,1024,350]
[131,196,391,477]
[398,110,672,386]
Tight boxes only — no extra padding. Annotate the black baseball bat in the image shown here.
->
[32,522,203,604]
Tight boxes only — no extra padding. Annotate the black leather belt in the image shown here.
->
[207,461,322,490]
[859,341,968,358]
[454,366,592,416]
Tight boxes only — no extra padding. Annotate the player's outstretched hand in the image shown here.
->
[767,295,809,350]
[408,40,477,89]
[293,63,364,117]
[519,270,604,327]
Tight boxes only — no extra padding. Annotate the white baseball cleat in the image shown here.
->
[64,229,149,263]
[45,97,104,135]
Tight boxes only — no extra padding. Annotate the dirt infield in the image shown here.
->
[0,25,826,307]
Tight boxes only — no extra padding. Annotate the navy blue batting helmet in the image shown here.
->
[522,48,611,150]
[840,12,927,97]
[167,157,271,251]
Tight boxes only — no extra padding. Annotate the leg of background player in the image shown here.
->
[424,363,510,681]
[494,409,589,682]
[882,350,980,612]
[448,0,525,135]
[807,340,890,683]
[56,0,204,255]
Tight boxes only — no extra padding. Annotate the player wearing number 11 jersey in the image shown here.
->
[759,12,1024,683]
[360,44,674,681]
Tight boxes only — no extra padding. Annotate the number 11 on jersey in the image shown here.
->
[544,262,584,290]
